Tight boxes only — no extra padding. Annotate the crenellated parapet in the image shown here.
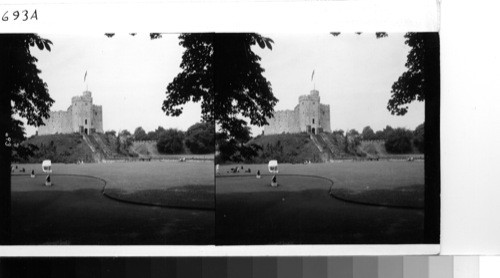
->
[264,89,331,135]
[38,91,103,136]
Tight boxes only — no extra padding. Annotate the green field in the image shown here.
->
[10,160,214,245]
[216,160,425,244]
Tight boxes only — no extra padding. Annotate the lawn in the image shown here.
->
[216,160,425,244]
[10,160,214,245]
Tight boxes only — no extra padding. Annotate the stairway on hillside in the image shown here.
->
[92,133,115,158]
[82,134,103,162]
[309,133,323,152]
[309,133,333,161]
[320,133,337,155]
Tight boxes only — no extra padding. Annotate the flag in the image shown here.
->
[311,70,315,81]
[84,71,87,82]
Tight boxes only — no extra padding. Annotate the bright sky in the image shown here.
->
[25,33,202,136]
[250,33,425,136]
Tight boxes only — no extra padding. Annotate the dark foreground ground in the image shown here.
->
[216,162,425,245]
[10,161,214,245]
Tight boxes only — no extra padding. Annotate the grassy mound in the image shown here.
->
[248,133,322,163]
[18,134,94,163]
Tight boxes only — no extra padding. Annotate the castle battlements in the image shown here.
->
[38,91,103,136]
[264,89,331,135]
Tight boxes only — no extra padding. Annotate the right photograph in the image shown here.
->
[214,33,440,245]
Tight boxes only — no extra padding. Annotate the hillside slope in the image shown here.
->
[245,133,422,163]
[17,133,138,163]
[248,133,324,163]
[18,134,95,163]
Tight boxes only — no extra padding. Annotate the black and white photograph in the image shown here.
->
[215,33,439,245]
[0,33,215,245]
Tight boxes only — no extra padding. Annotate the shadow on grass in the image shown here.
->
[11,188,214,245]
[329,184,424,209]
[104,185,214,210]
[216,188,424,245]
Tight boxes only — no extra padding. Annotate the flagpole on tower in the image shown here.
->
[84,70,88,91]
[311,69,315,90]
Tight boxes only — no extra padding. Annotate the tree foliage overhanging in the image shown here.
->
[0,34,53,243]
[162,33,277,141]
[1,34,54,146]
[387,33,432,115]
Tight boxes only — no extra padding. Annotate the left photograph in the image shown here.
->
[0,34,215,245]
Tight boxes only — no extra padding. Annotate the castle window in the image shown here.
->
[312,118,315,124]
[85,119,87,125]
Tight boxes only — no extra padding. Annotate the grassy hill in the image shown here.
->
[131,140,214,160]
[241,133,423,164]
[17,134,95,163]
[248,133,323,163]
[16,133,137,163]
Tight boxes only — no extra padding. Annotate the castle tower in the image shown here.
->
[298,90,322,134]
[263,89,330,135]
[38,91,103,136]
[71,91,94,135]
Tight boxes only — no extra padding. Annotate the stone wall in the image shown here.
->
[319,104,331,133]
[263,109,300,135]
[92,105,103,133]
[71,97,93,134]
[263,89,331,135]
[38,110,72,135]
[298,92,321,133]
[38,91,103,135]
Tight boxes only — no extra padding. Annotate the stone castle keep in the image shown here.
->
[264,89,331,135]
[38,91,103,135]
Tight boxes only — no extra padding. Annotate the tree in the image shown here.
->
[361,126,375,140]
[384,128,414,154]
[185,122,215,154]
[346,129,359,137]
[332,129,345,137]
[382,125,394,139]
[413,122,424,153]
[119,129,131,137]
[163,33,277,158]
[388,33,440,243]
[105,130,116,137]
[133,127,147,141]
[332,33,440,242]
[0,34,53,243]
[116,130,133,154]
[146,131,157,141]
[345,129,361,155]
[156,129,185,154]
